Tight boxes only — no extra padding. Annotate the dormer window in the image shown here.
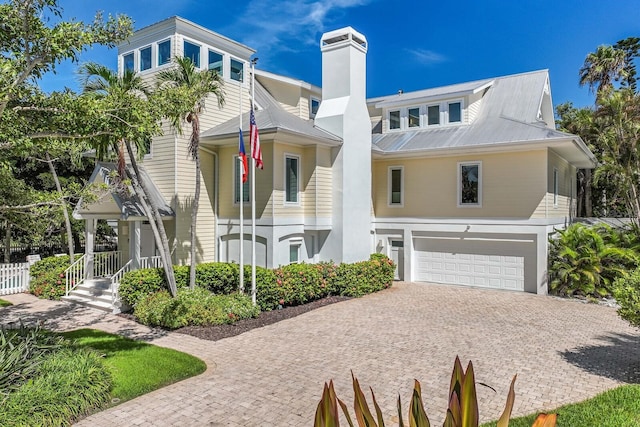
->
[389,110,400,130]
[208,50,223,75]
[123,52,134,72]
[310,97,320,118]
[408,107,420,128]
[184,40,201,67]
[427,105,440,125]
[448,102,462,123]
[230,58,244,82]
[139,46,152,71]
[158,40,171,66]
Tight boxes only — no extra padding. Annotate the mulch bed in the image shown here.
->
[120,296,351,342]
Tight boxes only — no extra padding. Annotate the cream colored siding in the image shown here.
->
[303,147,316,216]
[547,150,574,219]
[142,126,176,201]
[199,82,250,130]
[373,150,547,218]
[257,78,302,116]
[196,152,216,262]
[467,92,484,123]
[316,146,333,218]
[273,144,305,217]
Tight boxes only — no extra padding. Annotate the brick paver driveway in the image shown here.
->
[3,282,640,426]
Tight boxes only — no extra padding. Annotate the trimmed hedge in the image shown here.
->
[134,288,260,329]
[29,255,71,300]
[614,268,640,327]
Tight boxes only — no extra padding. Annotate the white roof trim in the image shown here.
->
[374,80,494,108]
[254,69,320,93]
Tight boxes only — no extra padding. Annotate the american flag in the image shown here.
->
[250,109,263,169]
[238,128,248,183]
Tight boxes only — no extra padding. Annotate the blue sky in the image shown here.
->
[38,0,639,109]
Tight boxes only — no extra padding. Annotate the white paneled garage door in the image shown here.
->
[414,238,525,291]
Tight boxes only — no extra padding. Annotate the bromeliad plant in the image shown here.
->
[314,356,557,427]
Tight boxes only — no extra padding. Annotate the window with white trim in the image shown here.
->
[389,110,400,130]
[289,243,301,263]
[427,104,440,125]
[458,162,482,207]
[208,50,223,75]
[184,40,201,67]
[553,168,559,207]
[448,102,462,123]
[123,52,134,72]
[230,58,244,82]
[158,40,171,66]
[310,97,320,118]
[408,107,420,128]
[234,156,250,204]
[139,46,152,71]
[285,155,299,204]
[388,166,403,206]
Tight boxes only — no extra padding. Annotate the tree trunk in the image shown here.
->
[585,168,593,217]
[45,152,74,263]
[4,221,10,263]
[189,119,201,290]
[124,140,178,297]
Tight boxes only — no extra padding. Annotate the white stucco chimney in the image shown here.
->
[315,27,371,264]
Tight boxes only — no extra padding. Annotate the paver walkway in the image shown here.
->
[2,282,640,426]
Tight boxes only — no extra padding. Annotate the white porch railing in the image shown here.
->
[0,262,30,295]
[65,251,122,296]
[110,256,163,307]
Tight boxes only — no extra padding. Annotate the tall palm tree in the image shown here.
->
[579,45,627,99]
[157,56,224,289]
[79,62,178,297]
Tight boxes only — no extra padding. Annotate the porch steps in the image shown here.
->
[62,278,116,313]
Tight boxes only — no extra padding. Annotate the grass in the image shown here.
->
[481,384,640,427]
[61,329,206,403]
[0,298,12,307]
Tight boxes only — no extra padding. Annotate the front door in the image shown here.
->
[390,240,404,281]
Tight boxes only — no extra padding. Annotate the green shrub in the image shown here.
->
[118,267,189,307]
[614,268,640,327]
[0,348,111,427]
[196,262,240,293]
[29,255,71,300]
[548,223,639,297]
[134,287,259,329]
[334,254,395,297]
[273,263,324,306]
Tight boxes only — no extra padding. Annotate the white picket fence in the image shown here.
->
[0,262,30,295]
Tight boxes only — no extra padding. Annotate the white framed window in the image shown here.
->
[183,40,201,67]
[284,154,300,204]
[553,168,559,207]
[158,39,171,66]
[458,161,482,207]
[310,97,320,118]
[123,52,134,73]
[408,107,421,128]
[230,58,244,82]
[289,242,301,264]
[389,110,401,130]
[208,49,223,75]
[427,104,440,126]
[233,156,250,204]
[139,46,152,71]
[448,101,462,123]
[388,166,403,206]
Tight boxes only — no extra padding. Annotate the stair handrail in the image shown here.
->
[64,254,86,296]
[110,259,132,307]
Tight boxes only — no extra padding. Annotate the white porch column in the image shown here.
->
[85,219,95,280]
[129,221,141,269]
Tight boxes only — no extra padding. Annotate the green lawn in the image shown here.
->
[0,298,12,307]
[61,329,206,403]
[481,384,640,427]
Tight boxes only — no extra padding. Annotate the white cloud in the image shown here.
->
[233,0,372,56]
[406,48,447,66]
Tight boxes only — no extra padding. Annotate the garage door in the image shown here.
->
[414,238,525,291]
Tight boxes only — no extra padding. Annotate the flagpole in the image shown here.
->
[238,77,244,293]
[250,58,258,306]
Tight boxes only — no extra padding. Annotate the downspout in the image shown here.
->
[200,147,219,262]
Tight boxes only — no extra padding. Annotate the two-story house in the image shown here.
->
[73,16,595,311]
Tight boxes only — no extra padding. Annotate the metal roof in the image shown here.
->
[201,81,341,145]
[373,78,495,108]
[74,162,174,220]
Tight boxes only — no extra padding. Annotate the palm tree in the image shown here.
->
[79,62,178,297]
[579,45,627,98]
[156,56,224,289]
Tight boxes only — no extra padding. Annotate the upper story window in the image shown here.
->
[230,58,244,82]
[388,166,403,206]
[389,110,401,130]
[139,46,152,71]
[208,50,223,75]
[184,40,201,67]
[158,40,171,66]
[427,105,440,125]
[123,52,134,72]
[448,102,462,123]
[458,161,482,207]
[310,98,320,118]
[408,107,420,128]
[285,155,299,204]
